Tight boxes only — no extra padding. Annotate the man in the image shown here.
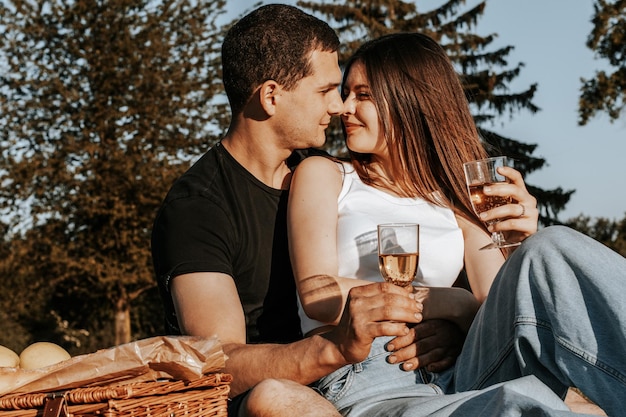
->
[153,4,622,417]
[151,4,460,416]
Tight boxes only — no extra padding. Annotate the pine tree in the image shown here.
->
[0,0,227,351]
[579,0,626,125]
[298,0,574,224]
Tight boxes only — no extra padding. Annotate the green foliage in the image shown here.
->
[565,214,626,256]
[0,0,227,350]
[297,0,573,224]
[579,0,626,125]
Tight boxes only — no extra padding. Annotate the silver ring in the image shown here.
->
[517,204,526,218]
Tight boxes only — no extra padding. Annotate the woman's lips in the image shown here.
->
[343,122,362,134]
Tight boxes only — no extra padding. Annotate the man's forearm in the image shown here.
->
[223,334,347,397]
[224,282,424,397]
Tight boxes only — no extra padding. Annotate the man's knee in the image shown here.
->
[244,379,340,417]
[246,378,294,409]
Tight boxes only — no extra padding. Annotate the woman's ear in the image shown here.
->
[258,79,280,116]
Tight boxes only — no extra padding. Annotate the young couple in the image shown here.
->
[151,4,626,417]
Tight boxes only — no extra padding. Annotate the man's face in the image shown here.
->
[273,50,343,149]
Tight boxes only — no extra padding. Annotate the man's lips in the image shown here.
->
[320,119,333,128]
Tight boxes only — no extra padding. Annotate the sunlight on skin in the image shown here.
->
[565,388,607,415]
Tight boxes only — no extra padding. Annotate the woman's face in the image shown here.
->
[341,61,388,158]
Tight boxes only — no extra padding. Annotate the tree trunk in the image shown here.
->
[115,298,131,345]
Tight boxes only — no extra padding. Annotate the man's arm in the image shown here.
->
[171,272,422,397]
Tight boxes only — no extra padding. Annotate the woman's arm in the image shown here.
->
[288,156,371,324]
[457,215,505,302]
[460,164,540,301]
[413,286,480,334]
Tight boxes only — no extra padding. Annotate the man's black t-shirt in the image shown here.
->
[151,142,305,343]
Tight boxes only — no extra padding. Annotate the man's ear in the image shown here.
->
[258,79,281,116]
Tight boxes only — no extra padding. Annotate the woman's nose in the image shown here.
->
[342,95,355,115]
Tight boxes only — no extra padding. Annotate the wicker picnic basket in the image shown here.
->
[0,336,232,417]
[0,372,232,417]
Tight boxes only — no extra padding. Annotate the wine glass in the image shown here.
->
[377,223,419,287]
[463,156,521,250]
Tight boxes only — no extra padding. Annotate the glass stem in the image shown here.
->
[492,231,506,246]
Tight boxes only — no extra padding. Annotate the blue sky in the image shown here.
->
[228,0,626,221]
[473,0,626,221]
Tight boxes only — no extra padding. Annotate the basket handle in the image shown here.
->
[43,397,68,417]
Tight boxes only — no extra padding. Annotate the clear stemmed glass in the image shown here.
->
[377,223,419,287]
[463,156,521,250]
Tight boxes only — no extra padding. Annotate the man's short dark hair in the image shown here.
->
[222,4,339,116]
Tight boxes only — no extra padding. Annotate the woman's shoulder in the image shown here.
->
[292,155,346,195]
[296,155,346,175]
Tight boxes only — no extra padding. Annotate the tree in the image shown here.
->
[566,214,626,256]
[579,0,626,125]
[0,0,227,351]
[0,221,90,353]
[0,223,35,352]
[298,0,574,224]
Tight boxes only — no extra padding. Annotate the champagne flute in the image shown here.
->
[463,156,521,250]
[377,223,419,287]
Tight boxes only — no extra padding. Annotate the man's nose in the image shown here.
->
[328,90,345,115]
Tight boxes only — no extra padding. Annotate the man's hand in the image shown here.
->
[385,319,465,372]
[323,282,422,365]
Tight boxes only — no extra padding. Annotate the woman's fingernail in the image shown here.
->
[403,363,413,370]
[387,355,397,364]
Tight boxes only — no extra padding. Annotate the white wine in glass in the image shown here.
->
[463,156,521,250]
[377,223,419,287]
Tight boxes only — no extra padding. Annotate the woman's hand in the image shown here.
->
[385,286,479,372]
[385,319,464,372]
[480,165,538,244]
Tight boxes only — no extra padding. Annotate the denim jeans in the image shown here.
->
[314,226,626,416]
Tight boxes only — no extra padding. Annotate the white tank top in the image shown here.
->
[298,162,465,335]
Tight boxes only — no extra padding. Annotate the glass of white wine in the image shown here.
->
[377,223,419,287]
[463,156,521,250]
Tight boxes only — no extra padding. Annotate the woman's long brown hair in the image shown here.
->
[344,32,488,229]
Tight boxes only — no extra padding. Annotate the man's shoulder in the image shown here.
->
[165,145,228,200]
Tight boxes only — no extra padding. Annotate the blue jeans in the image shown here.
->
[314,226,626,416]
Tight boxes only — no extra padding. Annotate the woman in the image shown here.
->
[289,31,536,355]
[288,33,625,416]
